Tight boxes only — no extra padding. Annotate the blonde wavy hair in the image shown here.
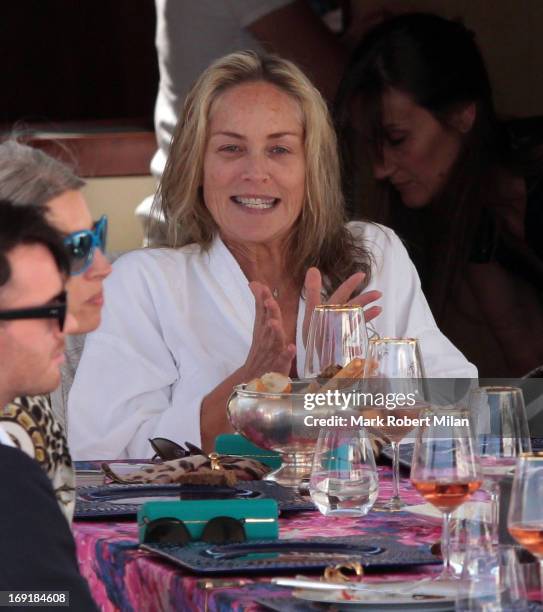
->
[155,50,371,291]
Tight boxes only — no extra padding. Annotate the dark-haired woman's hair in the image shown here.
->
[335,12,542,317]
[0,200,69,292]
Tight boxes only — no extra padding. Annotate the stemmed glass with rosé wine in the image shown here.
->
[410,406,482,580]
[508,454,543,597]
[360,337,427,511]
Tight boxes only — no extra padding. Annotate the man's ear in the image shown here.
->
[450,102,476,134]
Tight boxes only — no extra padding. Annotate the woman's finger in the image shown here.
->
[264,297,282,320]
[249,281,266,333]
[264,297,288,344]
[346,289,382,309]
[302,267,322,344]
[346,290,383,323]
[304,267,322,309]
[328,271,366,304]
[263,295,288,350]
[266,317,288,352]
[274,343,296,374]
[362,305,382,323]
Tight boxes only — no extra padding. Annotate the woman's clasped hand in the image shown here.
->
[244,281,297,380]
[245,270,382,380]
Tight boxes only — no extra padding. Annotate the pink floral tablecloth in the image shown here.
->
[74,468,442,611]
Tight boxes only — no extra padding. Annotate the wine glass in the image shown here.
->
[309,426,378,517]
[470,386,531,542]
[304,304,368,379]
[360,337,427,511]
[411,406,482,580]
[456,545,540,611]
[508,453,543,598]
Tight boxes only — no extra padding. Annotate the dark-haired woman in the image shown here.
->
[336,12,543,377]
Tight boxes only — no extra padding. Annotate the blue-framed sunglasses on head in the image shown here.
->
[64,215,108,276]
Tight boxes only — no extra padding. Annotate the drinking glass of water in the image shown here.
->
[309,427,378,517]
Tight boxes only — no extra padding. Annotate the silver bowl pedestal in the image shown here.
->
[227,381,337,488]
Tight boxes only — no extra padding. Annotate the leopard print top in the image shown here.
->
[1,395,75,522]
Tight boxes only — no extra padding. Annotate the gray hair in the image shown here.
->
[0,140,85,207]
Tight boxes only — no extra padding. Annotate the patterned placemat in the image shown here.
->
[75,480,314,519]
[140,535,440,576]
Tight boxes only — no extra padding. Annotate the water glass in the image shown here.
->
[309,427,378,517]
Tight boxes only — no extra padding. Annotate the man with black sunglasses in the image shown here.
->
[0,201,76,412]
[0,202,96,610]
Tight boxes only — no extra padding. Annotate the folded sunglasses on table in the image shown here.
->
[149,437,204,461]
[138,498,278,544]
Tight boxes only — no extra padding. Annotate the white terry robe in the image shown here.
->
[68,222,477,459]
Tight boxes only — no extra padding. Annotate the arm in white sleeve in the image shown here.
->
[67,252,201,460]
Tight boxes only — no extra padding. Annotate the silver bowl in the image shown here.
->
[227,381,337,488]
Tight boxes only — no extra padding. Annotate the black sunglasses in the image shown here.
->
[149,437,204,462]
[142,515,249,546]
[0,290,67,330]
